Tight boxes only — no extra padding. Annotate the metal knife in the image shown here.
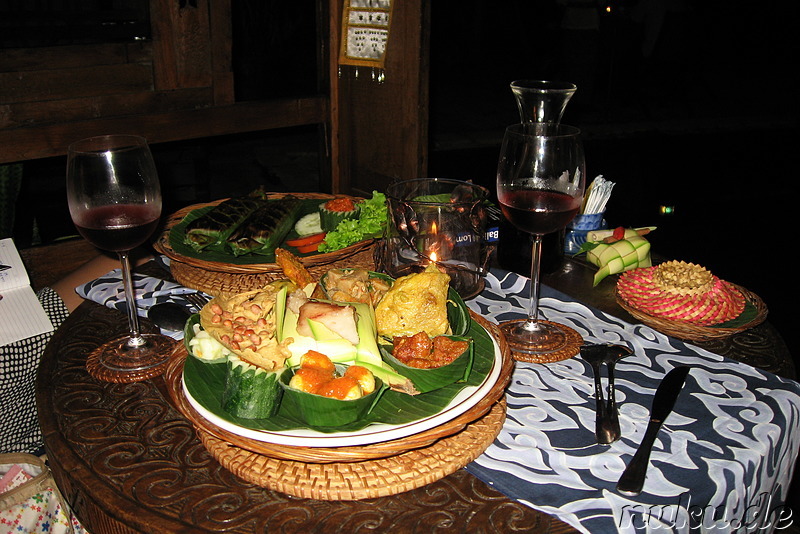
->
[616,365,691,496]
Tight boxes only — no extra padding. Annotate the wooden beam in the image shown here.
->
[1,63,154,104]
[0,42,148,72]
[0,89,215,130]
[0,97,329,164]
[329,0,430,196]
[327,0,344,193]
[208,0,235,106]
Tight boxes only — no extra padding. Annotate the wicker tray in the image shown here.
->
[616,283,768,342]
[153,193,377,295]
[196,399,506,500]
[164,312,514,464]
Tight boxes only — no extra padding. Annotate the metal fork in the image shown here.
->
[581,343,633,444]
[184,292,210,311]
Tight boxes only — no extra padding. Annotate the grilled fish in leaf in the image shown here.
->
[184,197,263,251]
[227,198,303,256]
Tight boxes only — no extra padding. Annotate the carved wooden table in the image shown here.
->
[35,257,795,533]
[36,300,579,533]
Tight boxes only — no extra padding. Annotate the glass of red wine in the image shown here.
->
[67,134,174,381]
[496,123,586,355]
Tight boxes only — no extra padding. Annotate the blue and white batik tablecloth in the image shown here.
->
[74,256,209,340]
[466,269,800,533]
[74,261,800,532]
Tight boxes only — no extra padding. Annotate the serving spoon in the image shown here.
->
[581,343,633,444]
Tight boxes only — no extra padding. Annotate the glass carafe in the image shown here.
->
[510,80,576,125]
[499,80,577,275]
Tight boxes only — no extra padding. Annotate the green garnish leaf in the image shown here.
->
[318,191,388,252]
[575,241,599,256]
[412,193,452,203]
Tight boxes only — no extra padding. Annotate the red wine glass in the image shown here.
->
[66,134,174,381]
[496,123,586,356]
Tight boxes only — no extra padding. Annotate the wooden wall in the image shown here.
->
[329,0,430,195]
[0,0,430,196]
[0,0,327,166]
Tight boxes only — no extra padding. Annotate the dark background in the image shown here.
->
[6,0,798,360]
[426,0,798,361]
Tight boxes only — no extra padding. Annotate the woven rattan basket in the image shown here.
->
[616,283,768,342]
[195,399,506,500]
[164,312,513,464]
[153,193,377,295]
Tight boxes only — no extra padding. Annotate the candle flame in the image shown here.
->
[428,221,439,263]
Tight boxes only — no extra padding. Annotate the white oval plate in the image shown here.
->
[182,333,502,448]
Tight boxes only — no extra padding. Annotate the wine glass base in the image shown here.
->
[499,319,583,364]
[86,333,177,383]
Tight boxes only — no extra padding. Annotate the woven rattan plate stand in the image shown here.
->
[196,401,506,500]
[505,320,583,364]
[616,283,768,342]
[153,193,377,295]
[164,313,514,499]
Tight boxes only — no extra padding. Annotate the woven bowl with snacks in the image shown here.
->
[153,193,376,295]
[616,260,767,342]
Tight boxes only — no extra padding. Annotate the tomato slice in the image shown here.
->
[296,242,321,253]
[285,233,326,247]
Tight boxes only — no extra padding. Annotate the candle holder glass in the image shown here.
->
[378,178,492,299]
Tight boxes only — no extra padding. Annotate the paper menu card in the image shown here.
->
[0,238,54,346]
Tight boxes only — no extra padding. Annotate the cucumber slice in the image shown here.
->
[222,355,283,419]
[295,212,323,236]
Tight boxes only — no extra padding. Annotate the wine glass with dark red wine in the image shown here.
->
[496,123,586,355]
[67,135,174,381]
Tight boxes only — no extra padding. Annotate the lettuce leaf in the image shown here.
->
[318,191,387,252]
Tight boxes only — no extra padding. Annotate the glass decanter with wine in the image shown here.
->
[498,80,578,274]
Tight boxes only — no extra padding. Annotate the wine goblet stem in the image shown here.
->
[527,234,544,327]
[119,250,145,348]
